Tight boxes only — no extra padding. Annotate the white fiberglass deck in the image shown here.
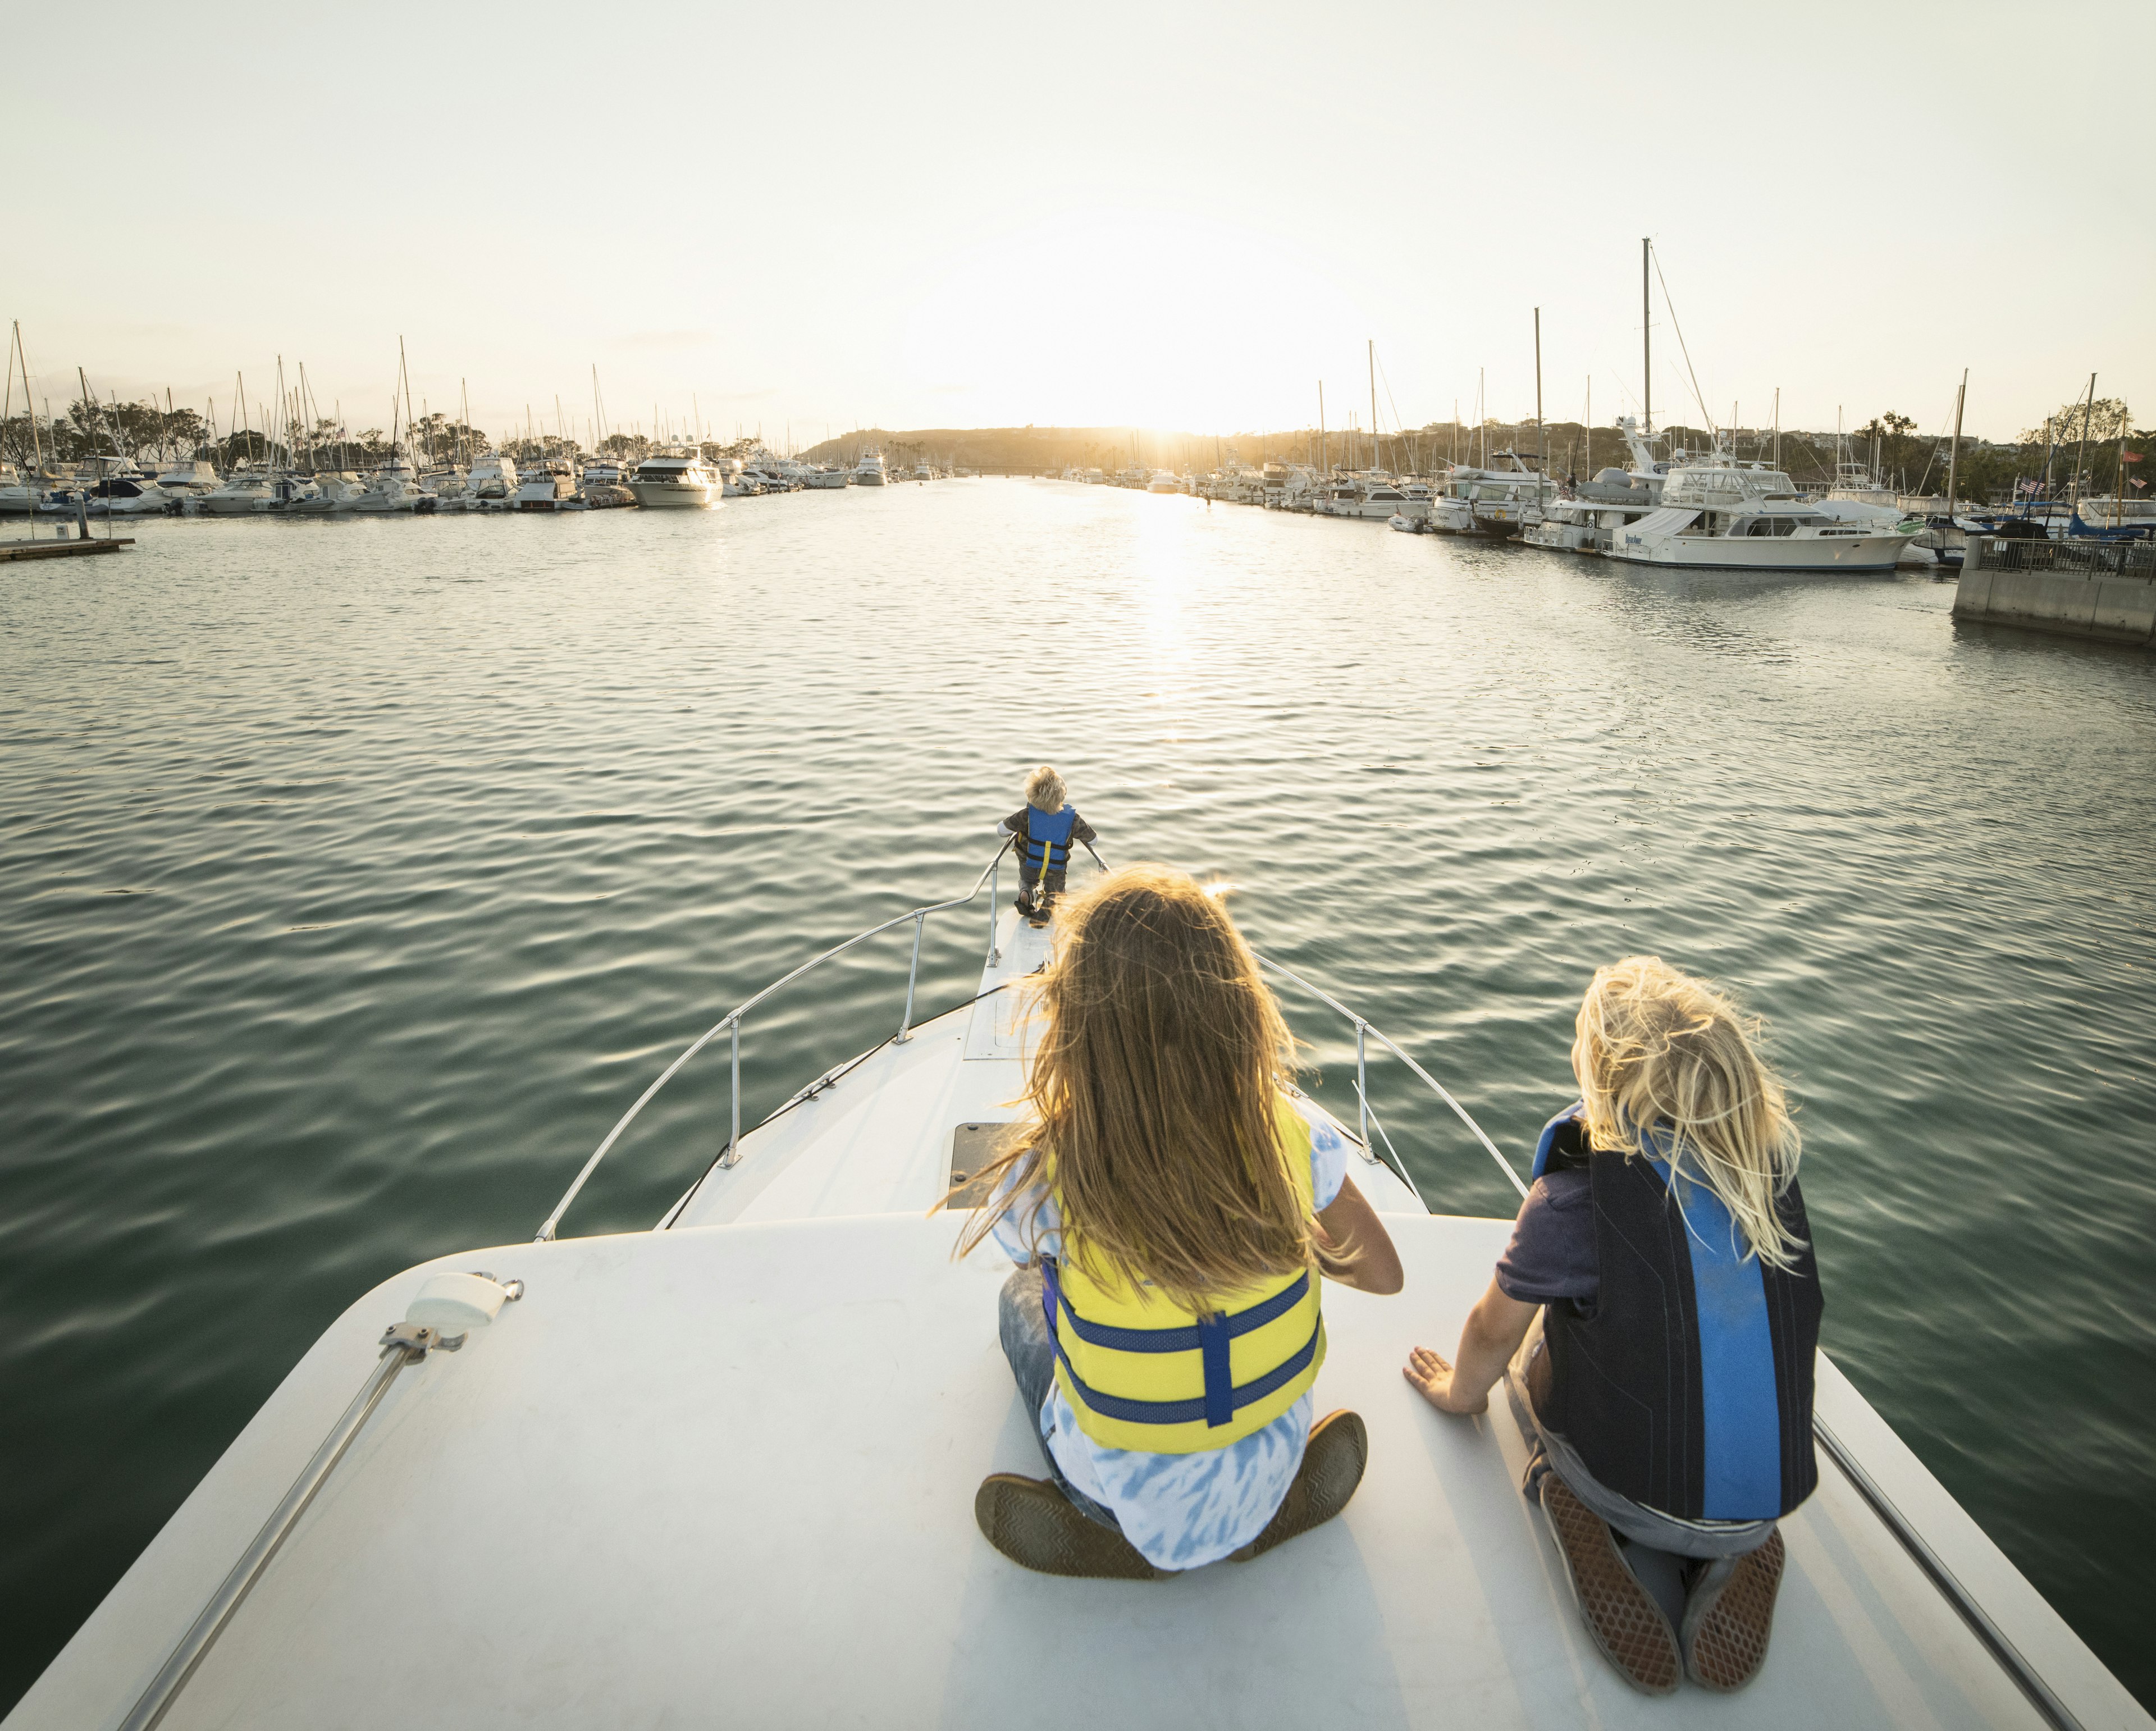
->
[9,911,2145,1730]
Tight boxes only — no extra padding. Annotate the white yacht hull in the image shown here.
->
[198,494,271,515]
[1521,520,1599,552]
[627,482,721,509]
[1609,531,1910,574]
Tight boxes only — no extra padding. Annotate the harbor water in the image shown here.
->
[2,482,2150,1710]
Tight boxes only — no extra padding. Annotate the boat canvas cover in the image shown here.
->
[1624,507,1702,537]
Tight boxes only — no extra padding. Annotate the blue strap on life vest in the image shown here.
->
[1025,804,1078,872]
[1644,1145,1783,1520]
[1039,1257,1317,1429]
[1530,1101,1588,1180]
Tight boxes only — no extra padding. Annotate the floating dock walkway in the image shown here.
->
[0,536,133,563]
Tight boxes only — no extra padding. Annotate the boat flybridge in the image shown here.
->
[14,851,2143,1731]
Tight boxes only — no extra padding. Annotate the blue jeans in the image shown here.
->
[998,1267,1122,1532]
[1509,1323,1775,1563]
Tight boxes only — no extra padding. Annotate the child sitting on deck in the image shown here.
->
[956,865,1404,1578]
[1404,957,1822,1697]
[997,765,1095,923]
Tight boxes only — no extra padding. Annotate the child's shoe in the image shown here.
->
[1679,1529,1784,1691]
[1540,1474,1681,1695]
[1231,1409,1367,1560]
[974,1474,1166,1579]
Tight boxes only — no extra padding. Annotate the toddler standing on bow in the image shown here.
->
[997,765,1097,923]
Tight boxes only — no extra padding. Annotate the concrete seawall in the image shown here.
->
[1952,538,2155,645]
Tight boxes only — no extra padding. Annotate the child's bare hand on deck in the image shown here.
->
[1403,1345,1488,1414]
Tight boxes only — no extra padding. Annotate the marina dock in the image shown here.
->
[0,537,131,563]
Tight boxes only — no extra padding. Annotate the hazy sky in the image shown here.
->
[11,0,2150,447]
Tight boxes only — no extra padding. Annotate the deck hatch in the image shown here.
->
[948,1122,1016,1208]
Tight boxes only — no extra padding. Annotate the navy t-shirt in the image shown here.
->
[1494,1170,1598,1303]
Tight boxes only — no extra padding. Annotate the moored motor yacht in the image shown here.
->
[466,452,519,503]
[0,461,34,514]
[1317,475,1414,520]
[854,451,888,487]
[351,454,425,514]
[1464,452,1552,538]
[627,450,723,509]
[198,469,276,515]
[1519,488,1666,555]
[84,476,177,518]
[13,850,2143,1731]
[513,458,578,511]
[1607,455,1919,573]
[281,473,368,515]
[152,458,221,501]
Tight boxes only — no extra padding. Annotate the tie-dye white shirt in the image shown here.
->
[989,1096,1349,1570]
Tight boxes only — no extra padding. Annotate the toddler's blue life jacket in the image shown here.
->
[1025,803,1079,874]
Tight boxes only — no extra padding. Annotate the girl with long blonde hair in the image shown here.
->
[1405,957,1822,1697]
[960,865,1403,1578]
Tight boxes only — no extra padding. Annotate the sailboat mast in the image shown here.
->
[1642,238,1652,437]
[399,336,418,463]
[1773,387,1780,471]
[1533,309,1545,501]
[1368,339,1377,473]
[2072,372,2096,509]
[1318,382,1326,473]
[1946,369,1967,516]
[12,323,44,472]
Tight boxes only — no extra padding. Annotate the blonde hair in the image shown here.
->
[1571,956,1805,1271]
[1024,764,1067,811]
[953,865,1315,1312]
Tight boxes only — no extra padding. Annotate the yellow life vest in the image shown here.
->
[1044,1102,1326,1454]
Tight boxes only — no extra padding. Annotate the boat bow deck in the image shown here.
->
[10,1211,2141,1730]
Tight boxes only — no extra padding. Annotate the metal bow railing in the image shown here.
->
[535,842,1525,1243]
[533,841,1015,1241]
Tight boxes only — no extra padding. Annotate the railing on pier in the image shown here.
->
[533,851,1524,1240]
[1967,534,2154,579]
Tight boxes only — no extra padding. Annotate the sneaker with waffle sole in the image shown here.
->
[1230,1409,1368,1561]
[1540,1473,1681,1695]
[974,1474,1166,1579]
[1680,1529,1785,1692]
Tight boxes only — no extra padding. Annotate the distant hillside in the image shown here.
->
[796,418,2073,492]
[798,421,1834,481]
[800,427,1232,475]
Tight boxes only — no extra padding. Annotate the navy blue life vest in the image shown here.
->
[1025,805,1078,874]
[1531,1105,1822,1522]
